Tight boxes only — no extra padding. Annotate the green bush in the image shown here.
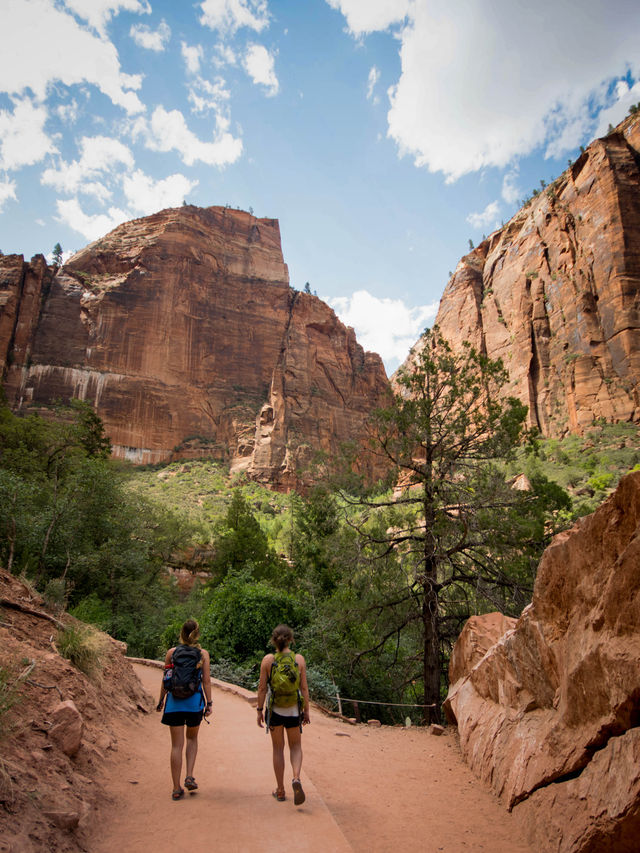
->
[57,625,104,678]
[0,665,18,738]
[199,571,307,664]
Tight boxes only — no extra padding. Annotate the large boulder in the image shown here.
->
[444,471,640,852]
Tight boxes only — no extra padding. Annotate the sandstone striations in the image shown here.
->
[401,114,640,436]
[444,471,640,853]
[0,206,389,489]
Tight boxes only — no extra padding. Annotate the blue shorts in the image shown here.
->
[269,710,300,729]
[161,709,203,727]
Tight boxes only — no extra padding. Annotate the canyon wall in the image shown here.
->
[0,206,389,489]
[404,114,640,436]
[444,471,640,852]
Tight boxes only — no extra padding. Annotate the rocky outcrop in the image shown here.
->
[443,471,640,852]
[0,569,152,851]
[0,206,389,489]
[402,114,640,436]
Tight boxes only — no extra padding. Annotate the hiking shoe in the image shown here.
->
[172,788,185,800]
[184,776,198,791]
[292,779,305,806]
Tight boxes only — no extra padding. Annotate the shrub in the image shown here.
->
[57,625,104,678]
[0,665,18,738]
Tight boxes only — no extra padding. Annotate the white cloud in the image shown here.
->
[466,200,500,231]
[130,20,171,51]
[367,66,380,102]
[326,289,438,372]
[213,43,238,67]
[56,99,79,124]
[41,136,134,198]
[594,79,640,139]
[182,42,204,74]
[134,106,243,167]
[199,0,269,35]
[63,0,151,36]
[501,170,521,206]
[330,0,640,180]
[0,178,18,212]
[242,44,279,96]
[1,0,144,114]
[0,99,57,171]
[325,0,413,36]
[122,169,198,214]
[188,77,231,114]
[56,197,131,241]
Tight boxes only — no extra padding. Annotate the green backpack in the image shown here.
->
[269,650,300,708]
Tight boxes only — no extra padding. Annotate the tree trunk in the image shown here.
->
[422,570,441,724]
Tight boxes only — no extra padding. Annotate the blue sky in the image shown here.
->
[2,0,640,373]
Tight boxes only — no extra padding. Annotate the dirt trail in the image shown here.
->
[91,664,532,853]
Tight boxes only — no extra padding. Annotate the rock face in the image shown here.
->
[0,206,389,488]
[402,113,640,436]
[444,471,640,853]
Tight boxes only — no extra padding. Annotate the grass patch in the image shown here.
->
[57,625,105,678]
[0,665,19,739]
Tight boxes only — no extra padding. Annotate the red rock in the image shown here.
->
[43,810,80,830]
[443,471,640,852]
[49,699,84,756]
[400,114,640,436]
[0,206,389,490]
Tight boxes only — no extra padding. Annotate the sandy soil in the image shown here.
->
[89,664,532,853]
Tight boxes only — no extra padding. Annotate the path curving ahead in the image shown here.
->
[90,664,532,853]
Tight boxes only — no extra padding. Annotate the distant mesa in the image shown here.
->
[0,205,389,490]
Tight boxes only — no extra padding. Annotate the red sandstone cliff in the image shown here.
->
[0,206,389,489]
[401,113,640,435]
[444,472,640,852]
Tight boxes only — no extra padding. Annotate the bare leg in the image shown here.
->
[270,726,285,791]
[286,725,303,780]
[185,726,199,779]
[169,726,185,791]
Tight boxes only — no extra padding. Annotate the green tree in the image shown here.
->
[52,242,63,266]
[211,489,283,582]
[341,327,534,721]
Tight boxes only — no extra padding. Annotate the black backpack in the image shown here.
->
[165,644,202,699]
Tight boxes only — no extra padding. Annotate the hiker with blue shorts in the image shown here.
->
[256,624,311,805]
[157,619,212,800]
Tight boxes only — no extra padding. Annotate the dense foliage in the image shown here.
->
[1,372,637,724]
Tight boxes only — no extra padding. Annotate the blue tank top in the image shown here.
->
[165,688,205,713]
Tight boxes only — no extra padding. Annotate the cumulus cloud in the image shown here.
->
[134,106,243,167]
[130,20,171,51]
[0,178,17,212]
[56,197,131,241]
[199,0,269,35]
[325,0,412,36]
[122,169,198,213]
[326,289,438,372]
[329,0,640,180]
[367,66,380,102]
[188,77,231,114]
[64,0,151,36]
[1,0,144,114]
[182,42,204,74]
[41,136,134,199]
[242,44,279,96]
[466,200,500,231]
[0,99,57,171]
[594,79,640,139]
[501,170,521,206]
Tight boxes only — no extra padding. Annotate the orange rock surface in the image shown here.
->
[444,471,640,852]
[403,114,640,436]
[0,206,389,489]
